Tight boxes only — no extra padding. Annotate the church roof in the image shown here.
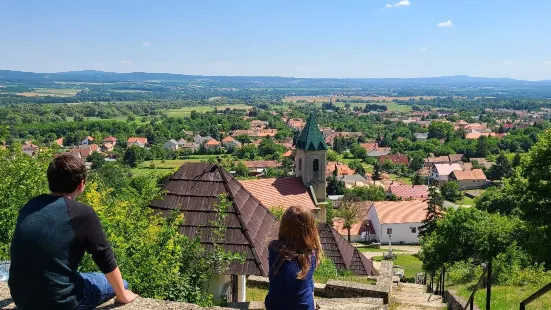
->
[295,113,328,151]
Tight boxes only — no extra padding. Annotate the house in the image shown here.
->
[424,154,463,167]
[379,154,409,166]
[414,133,428,141]
[250,120,268,129]
[465,132,495,140]
[367,149,391,157]
[366,200,428,244]
[287,118,305,130]
[193,134,213,145]
[388,184,429,200]
[339,174,369,188]
[470,158,495,169]
[360,142,378,152]
[242,160,280,176]
[127,137,148,148]
[181,142,200,152]
[22,142,39,157]
[430,163,463,182]
[69,144,99,159]
[102,136,117,152]
[449,169,489,190]
[222,136,242,149]
[81,136,94,145]
[163,139,179,150]
[326,161,355,176]
[54,138,64,148]
[204,139,221,149]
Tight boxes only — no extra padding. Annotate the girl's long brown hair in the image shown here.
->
[271,205,322,279]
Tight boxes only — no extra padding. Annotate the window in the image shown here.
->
[313,159,319,172]
[299,158,302,171]
[411,227,417,234]
[386,228,393,235]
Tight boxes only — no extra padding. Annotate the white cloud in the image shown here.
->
[503,60,514,65]
[437,20,453,27]
[544,61,551,65]
[385,0,410,8]
[395,0,411,7]
[120,60,132,65]
[419,47,427,52]
[142,41,151,47]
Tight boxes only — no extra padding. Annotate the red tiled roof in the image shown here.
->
[222,136,235,143]
[326,161,355,176]
[379,154,409,165]
[205,139,221,146]
[373,201,428,224]
[333,203,373,236]
[240,177,318,211]
[54,138,64,146]
[243,160,280,169]
[388,185,429,199]
[127,137,148,144]
[452,169,487,181]
[103,136,118,142]
[86,136,94,141]
[283,150,293,157]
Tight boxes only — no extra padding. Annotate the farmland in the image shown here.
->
[163,104,253,118]
[283,95,439,103]
[287,99,412,112]
[16,88,81,97]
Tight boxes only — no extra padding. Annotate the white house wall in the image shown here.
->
[378,223,421,244]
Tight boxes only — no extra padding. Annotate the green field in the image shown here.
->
[17,88,81,97]
[162,104,253,118]
[450,283,551,309]
[289,101,412,113]
[358,247,405,253]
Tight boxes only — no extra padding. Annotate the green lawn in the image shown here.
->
[373,254,423,283]
[458,195,475,206]
[388,173,412,185]
[161,104,253,118]
[247,286,268,302]
[358,247,405,253]
[450,284,551,310]
[314,274,377,285]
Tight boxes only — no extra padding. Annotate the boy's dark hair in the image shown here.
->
[47,154,87,193]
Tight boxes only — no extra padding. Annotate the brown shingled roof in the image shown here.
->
[372,201,428,224]
[150,162,279,276]
[451,169,487,181]
[317,223,378,276]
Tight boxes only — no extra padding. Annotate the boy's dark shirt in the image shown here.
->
[8,194,117,310]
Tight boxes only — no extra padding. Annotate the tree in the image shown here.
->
[326,168,345,195]
[123,145,145,168]
[350,143,367,161]
[236,144,258,160]
[440,181,463,202]
[428,122,454,140]
[408,151,426,172]
[338,198,361,242]
[236,134,251,144]
[325,200,335,226]
[372,161,382,180]
[87,152,105,169]
[381,158,395,173]
[348,160,365,176]
[343,186,386,202]
[512,152,521,167]
[411,173,426,185]
[488,152,513,181]
[333,136,348,154]
[476,135,490,157]
[258,138,285,160]
[418,185,444,238]
[327,149,339,161]
[234,161,250,177]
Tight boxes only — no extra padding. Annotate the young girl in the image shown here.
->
[265,205,322,310]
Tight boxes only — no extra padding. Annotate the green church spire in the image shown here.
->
[295,113,328,151]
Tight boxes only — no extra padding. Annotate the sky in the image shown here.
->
[0,0,550,80]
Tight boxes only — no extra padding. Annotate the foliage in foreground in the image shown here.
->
[0,148,242,306]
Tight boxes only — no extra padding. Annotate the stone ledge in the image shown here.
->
[247,275,327,297]
[0,282,225,310]
[325,280,388,303]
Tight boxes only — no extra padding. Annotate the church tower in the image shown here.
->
[295,113,328,221]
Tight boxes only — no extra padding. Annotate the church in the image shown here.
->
[150,112,376,303]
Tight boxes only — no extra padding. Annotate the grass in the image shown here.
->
[458,195,475,206]
[17,88,81,97]
[66,115,152,123]
[162,104,253,118]
[357,247,405,253]
[247,286,268,302]
[373,254,423,283]
[451,284,551,310]
[314,274,377,285]
[388,173,412,185]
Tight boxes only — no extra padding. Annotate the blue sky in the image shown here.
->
[0,0,550,80]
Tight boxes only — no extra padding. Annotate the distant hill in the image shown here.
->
[0,69,550,87]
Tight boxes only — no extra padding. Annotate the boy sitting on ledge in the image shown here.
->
[8,154,138,309]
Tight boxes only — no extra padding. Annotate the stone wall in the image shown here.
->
[324,261,394,304]
[445,290,481,310]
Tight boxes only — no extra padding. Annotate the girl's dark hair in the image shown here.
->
[47,154,87,193]
[271,205,322,279]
